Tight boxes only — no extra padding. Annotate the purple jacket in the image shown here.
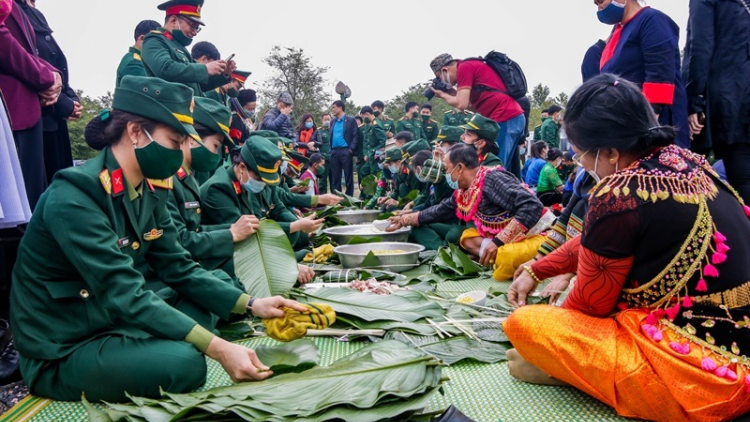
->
[0,2,57,130]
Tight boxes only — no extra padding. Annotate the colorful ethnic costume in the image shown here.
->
[505,146,750,422]
[417,166,554,280]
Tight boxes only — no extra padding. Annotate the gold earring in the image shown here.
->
[609,158,616,164]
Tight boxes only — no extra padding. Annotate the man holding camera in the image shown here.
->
[428,53,526,178]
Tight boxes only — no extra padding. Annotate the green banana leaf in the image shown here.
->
[397,189,420,208]
[376,212,394,220]
[347,235,383,245]
[334,190,364,209]
[334,315,439,336]
[432,244,482,278]
[292,288,444,322]
[360,251,383,268]
[360,174,378,196]
[92,341,444,422]
[386,331,511,365]
[234,220,299,297]
[217,321,255,342]
[310,205,340,220]
[254,339,320,375]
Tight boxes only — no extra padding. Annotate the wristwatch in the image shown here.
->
[246,297,256,314]
[491,237,504,247]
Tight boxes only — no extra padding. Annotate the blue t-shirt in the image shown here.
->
[331,116,347,149]
[524,158,546,186]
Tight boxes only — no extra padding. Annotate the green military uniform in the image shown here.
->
[396,116,426,141]
[166,97,237,275]
[378,116,397,138]
[442,109,474,127]
[421,117,440,142]
[461,114,503,168]
[363,119,386,178]
[200,137,303,250]
[356,122,368,186]
[540,118,561,148]
[116,46,146,88]
[10,76,250,402]
[205,87,228,105]
[387,142,429,202]
[533,117,550,141]
[318,125,331,193]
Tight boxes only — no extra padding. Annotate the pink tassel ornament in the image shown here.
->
[669,342,690,355]
[726,369,738,381]
[714,232,727,244]
[696,278,708,292]
[715,366,729,378]
[646,312,658,325]
[701,357,718,372]
[703,263,719,278]
[666,304,681,321]
[716,243,731,254]
[743,205,750,217]
[682,296,693,308]
[745,376,750,394]
[651,330,663,342]
[711,252,727,265]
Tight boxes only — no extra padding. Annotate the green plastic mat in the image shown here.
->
[2,276,634,422]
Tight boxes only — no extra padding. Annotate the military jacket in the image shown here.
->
[396,117,426,141]
[364,120,386,157]
[116,46,146,88]
[442,110,474,127]
[422,119,440,141]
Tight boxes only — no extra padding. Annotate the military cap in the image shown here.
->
[461,113,500,142]
[430,53,456,74]
[193,97,232,145]
[419,158,445,184]
[394,131,414,142]
[278,136,294,150]
[402,139,432,161]
[436,125,463,144]
[251,130,278,138]
[385,148,403,163]
[114,76,200,141]
[240,136,282,185]
[231,70,252,85]
[158,0,205,25]
[278,92,294,106]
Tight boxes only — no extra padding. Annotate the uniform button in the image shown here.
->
[196,208,201,215]
[45,35,51,41]
[79,289,90,299]
[131,241,140,251]
[195,227,201,233]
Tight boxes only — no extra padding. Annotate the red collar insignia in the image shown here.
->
[111,169,124,196]
[232,181,242,195]
[177,167,188,180]
[163,31,173,41]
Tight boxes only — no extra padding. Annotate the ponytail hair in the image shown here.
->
[564,74,676,156]
[84,110,162,151]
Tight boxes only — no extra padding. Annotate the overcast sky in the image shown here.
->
[37,0,688,106]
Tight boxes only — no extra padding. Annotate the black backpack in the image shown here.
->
[466,51,528,100]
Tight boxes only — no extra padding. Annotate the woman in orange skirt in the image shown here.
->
[504,75,750,422]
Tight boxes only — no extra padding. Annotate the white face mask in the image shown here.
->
[441,69,452,86]
[588,150,601,184]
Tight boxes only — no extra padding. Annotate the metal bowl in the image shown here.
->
[334,242,425,273]
[323,224,411,245]
[335,210,382,225]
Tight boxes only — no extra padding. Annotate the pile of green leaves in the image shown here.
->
[432,245,484,280]
[334,190,364,209]
[85,341,445,422]
[385,332,510,365]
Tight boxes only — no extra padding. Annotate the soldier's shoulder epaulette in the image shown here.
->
[149,177,174,190]
[444,110,452,114]
[534,124,542,129]
[397,117,406,122]
[133,52,142,61]
[430,119,439,124]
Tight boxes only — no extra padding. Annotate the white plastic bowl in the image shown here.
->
[456,291,487,306]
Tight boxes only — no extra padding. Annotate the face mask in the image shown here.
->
[136,129,184,179]
[190,144,221,172]
[421,115,431,123]
[388,164,398,174]
[305,122,314,129]
[172,20,194,46]
[441,146,450,154]
[226,88,239,98]
[315,165,325,176]
[411,111,420,119]
[441,69,452,86]
[322,121,331,128]
[588,150,602,184]
[597,0,626,25]
[415,172,426,183]
[364,117,372,124]
[373,111,381,118]
[377,163,384,171]
[446,166,460,190]
[246,110,255,118]
[519,147,527,156]
[280,161,289,175]
[242,171,266,193]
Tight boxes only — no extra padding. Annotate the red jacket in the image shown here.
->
[0,2,57,130]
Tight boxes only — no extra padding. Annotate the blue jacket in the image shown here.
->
[261,107,295,138]
[524,158,546,186]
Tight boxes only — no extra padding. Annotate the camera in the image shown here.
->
[423,78,453,100]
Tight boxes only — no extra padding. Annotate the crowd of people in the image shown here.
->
[1,0,750,421]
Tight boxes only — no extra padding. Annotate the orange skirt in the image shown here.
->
[504,306,750,422]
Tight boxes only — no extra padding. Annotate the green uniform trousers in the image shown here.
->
[410,221,465,251]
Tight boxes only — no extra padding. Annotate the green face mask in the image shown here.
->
[421,114,431,123]
[171,28,194,47]
[411,111,420,119]
[190,143,221,172]
[315,165,326,176]
[226,88,239,98]
[137,130,185,179]
[373,111,381,118]
[364,117,372,124]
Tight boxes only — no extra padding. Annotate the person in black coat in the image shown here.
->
[328,100,360,196]
[685,0,750,203]
[18,0,82,184]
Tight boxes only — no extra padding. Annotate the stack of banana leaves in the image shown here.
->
[84,341,445,422]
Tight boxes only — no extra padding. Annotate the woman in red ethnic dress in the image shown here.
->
[504,74,750,422]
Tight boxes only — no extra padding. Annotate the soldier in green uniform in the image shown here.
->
[359,106,386,182]
[371,100,396,138]
[396,101,427,141]
[116,20,160,88]
[442,108,474,127]
[383,140,430,206]
[540,105,562,149]
[275,148,341,214]
[227,89,257,146]
[200,136,324,252]
[318,113,332,193]
[142,0,236,97]
[420,103,440,142]
[354,115,368,190]
[533,109,549,141]
[206,70,250,106]
[460,113,503,168]
[9,76,306,402]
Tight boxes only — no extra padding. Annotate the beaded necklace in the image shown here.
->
[454,166,512,237]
